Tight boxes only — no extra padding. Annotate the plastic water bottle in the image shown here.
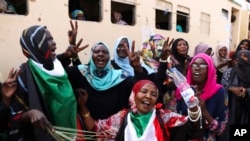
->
[169,67,199,108]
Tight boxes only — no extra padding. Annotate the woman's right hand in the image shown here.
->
[22,109,53,131]
[2,68,20,106]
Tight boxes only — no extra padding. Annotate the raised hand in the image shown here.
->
[2,68,20,106]
[161,37,174,60]
[125,40,143,71]
[68,20,78,45]
[65,20,89,59]
[65,39,89,59]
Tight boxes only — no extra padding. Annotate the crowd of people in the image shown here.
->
[0,20,250,141]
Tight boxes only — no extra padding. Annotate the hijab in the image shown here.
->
[129,80,158,113]
[20,25,53,70]
[186,53,222,101]
[236,50,250,87]
[126,80,160,140]
[171,38,189,64]
[78,42,128,91]
[113,36,134,76]
[19,25,77,129]
[212,43,229,72]
[170,38,190,73]
[193,43,211,56]
[71,9,84,19]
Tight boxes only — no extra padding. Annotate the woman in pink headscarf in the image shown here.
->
[175,53,228,141]
[78,80,202,141]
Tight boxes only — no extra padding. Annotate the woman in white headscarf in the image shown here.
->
[212,43,230,83]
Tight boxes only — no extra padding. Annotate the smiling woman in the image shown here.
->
[77,80,203,141]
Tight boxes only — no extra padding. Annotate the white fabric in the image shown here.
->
[124,109,157,141]
[30,58,65,76]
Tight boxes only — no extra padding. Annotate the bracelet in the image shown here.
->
[83,111,90,118]
[188,106,201,122]
[159,58,168,63]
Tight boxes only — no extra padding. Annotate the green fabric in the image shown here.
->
[130,111,153,137]
[28,59,76,129]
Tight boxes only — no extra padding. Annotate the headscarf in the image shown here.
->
[129,80,158,113]
[78,42,128,91]
[236,50,250,87]
[169,38,190,73]
[188,53,222,101]
[212,43,229,73]
[113,36,134,76]
[233,39,250,59]
[126,80,159,140]
[20,25,53,70]
[176,53,222,101]
[193,43,211,56]
[71,9,84,19]
[19,25,77,129]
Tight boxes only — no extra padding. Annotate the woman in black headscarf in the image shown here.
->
[221,49,250,125]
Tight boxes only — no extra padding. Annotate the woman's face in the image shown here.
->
[219,47,228,58]
[135,83,158,114]
[45,29,57,61]
[205,48,212,56]
[240,41,249,50]
[92,44,110,69]
[191,58,208,84]
[176,40,188,55]
[117,38,129,58]
[239,51,249,62]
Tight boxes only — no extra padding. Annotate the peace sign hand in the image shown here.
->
[125,40,143,72]
[2,68,20,106]
[66,20,89,58]
[68,20,79,45]
[65,39,89,59]
[161,37,174,60]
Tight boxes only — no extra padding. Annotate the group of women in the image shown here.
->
[1,20,250,141]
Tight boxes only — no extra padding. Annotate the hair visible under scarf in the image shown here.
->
[171,38,189,65]
[236,50,250,87]
[175,53,222,101]
[20,25,54,70]
[129,80,158,113]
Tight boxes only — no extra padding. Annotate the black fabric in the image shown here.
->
[20,26,53,70]
[6,62,54,141]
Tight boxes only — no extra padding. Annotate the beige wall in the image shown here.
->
[0,0,249,81]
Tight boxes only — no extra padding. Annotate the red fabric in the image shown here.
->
[76,115,85,141]
[132,80,157,95]
[154,117,169,141]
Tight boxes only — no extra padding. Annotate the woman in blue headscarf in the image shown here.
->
[65,42,137,121]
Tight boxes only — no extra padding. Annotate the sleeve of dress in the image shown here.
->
[160,109,188,128]
[220,68,232,88]
[93,109,128,140]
